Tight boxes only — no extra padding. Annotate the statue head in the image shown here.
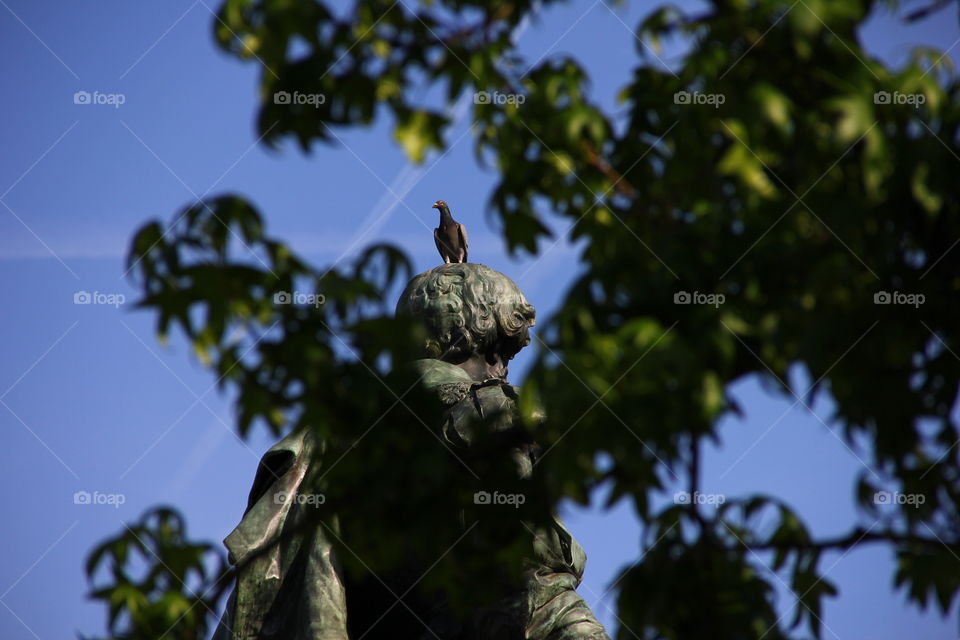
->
[396,263,536,377]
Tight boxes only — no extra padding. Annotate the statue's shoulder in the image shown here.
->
[411,358,474,387]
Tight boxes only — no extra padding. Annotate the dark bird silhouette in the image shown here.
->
[432,200,468,263]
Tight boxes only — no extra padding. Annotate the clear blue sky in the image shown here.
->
[0,1,957,638]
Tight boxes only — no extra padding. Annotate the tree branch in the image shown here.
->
[743,529,960,553]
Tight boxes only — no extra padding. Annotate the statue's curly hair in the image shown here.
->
[396,263,536,363]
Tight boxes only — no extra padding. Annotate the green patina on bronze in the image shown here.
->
[214,263,609,640]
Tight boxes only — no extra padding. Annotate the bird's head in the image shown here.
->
[432,200,448,211]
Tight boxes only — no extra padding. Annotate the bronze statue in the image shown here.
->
[214,263,609,640]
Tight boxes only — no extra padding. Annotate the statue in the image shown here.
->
[214,263,610,640]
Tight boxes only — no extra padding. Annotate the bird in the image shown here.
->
[432,200,468,264]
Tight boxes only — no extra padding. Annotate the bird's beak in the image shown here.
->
[432,202,440,209]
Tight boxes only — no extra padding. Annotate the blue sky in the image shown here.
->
[0,1,958,638]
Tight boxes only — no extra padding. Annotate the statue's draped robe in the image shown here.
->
[212,428,348,640]
[214,359,610,640]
